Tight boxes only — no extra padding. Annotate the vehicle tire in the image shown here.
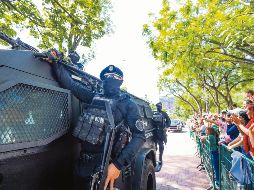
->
[140,159,156,190]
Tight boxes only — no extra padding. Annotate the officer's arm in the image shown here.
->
[52,62,95,103]
[164,112,171,127]
[113,102,146,170]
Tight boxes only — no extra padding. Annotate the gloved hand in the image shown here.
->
[45,49,63,64]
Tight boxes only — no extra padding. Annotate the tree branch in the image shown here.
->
[173,93,197,113]
[206,50,254,64]
[175,79,202,113]
[1,0,45,27]
[203,57,254,66]
[235,46,254,58]
[51,0,84,25]
[230,78,254,91]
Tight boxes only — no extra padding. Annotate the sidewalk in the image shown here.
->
[156,129,210,190]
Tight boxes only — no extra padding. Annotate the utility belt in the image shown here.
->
[79,125,130,162]
[112,125,131,158]
[80,152,103,163]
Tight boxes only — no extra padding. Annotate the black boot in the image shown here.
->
[155,161,162,172]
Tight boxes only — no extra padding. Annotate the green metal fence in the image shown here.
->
[192,132,254,190]
[219,144,254,190]
[195,132,203,164]
[202,139,216,190]
[193,132,216,189]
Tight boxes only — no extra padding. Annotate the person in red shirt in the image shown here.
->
[231,100,254,158]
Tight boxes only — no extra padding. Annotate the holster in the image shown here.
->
[76,152,103,177]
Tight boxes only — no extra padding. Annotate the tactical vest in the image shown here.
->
[73,94,129,148]
[152,111,165,128]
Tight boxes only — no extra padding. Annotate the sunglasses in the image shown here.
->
[104,73,123,80]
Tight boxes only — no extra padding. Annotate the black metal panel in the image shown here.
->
[0,49,55,80]
[0,134,80,190]
[0,81,71,152]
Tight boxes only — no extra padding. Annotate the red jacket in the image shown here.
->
[243,118,254,155]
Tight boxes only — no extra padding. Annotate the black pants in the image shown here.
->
[155,140,164,162]
[74,152,103,190]
[74,175,92,190]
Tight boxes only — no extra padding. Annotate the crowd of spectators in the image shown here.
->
[189,90,254,188]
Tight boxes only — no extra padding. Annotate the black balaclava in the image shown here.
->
[103,78,123,97]
[156,102,162,112]
[100,65,124,98]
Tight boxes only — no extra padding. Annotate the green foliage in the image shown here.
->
[170,103,193,120]
[0,0,112,55]
[144,0,254,115]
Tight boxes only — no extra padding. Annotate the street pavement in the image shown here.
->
[155,128,210,190]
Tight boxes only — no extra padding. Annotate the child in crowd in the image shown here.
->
[204,114,227,144]
[201,127,220,187]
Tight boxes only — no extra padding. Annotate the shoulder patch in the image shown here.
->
[135,119,145,131]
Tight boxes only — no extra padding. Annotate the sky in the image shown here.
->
[0,0,164,103]
[83,0,163,103]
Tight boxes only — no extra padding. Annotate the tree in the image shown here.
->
[0,0,112,55]
[0,0,39,40]
[144,0,254,66]
[143,0,254,115]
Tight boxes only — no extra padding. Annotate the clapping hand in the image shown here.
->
[230,114,241,125]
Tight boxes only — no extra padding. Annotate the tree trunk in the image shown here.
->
[173,94,197,113]
[176,79,203,114]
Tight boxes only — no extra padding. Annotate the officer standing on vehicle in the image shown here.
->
[47,53,146,190]
[152,102,171,171]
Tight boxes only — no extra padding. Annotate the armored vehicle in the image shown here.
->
[0,48,157,190]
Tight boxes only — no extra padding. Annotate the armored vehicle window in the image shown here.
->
[144,106,153,119]
[137,105,144,117]
[0,83,69,146]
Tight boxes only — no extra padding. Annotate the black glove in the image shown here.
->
[46,49,64,63]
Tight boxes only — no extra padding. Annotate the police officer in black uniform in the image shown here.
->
[152,102,170,171]
[48,56,146,190]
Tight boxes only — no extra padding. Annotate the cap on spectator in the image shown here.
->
[100,65,123,81]
[228,108,245,115]
[227,112,232,117]
[221,110,228,114]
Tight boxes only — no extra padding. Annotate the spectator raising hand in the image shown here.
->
[231,114,241,126]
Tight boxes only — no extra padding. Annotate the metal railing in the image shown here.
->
[193,132,216,190]
[203,139,216,190]
[219,144,254,190]
[191,131,254,190]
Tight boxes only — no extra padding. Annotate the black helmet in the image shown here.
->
[100,65,123,81]
[68,51,80,64]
